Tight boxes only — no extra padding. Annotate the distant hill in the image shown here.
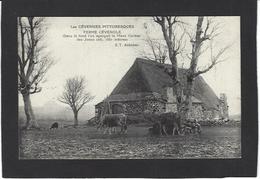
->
[19,101,95,122]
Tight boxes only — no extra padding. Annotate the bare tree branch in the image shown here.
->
[58,76,94,114]
[153,16,185,67]
[194,44,230,77]
[18,17,53,96]
[140,36,168,63]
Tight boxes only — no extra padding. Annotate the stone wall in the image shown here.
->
[187,103,204,120]
[124,101,143,114]
[95,99,166,116]
[187,104,222,121]
[144,100,165,113]
[121,100,165,114]
[95,99,222,121]
[203,109,217,120]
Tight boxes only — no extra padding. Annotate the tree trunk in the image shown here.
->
[170,55,178,81]
[73,111,78,127]
[169,55,183,114]
[184,76,194,120]
[182,16,205,121]
[22,94,39,129]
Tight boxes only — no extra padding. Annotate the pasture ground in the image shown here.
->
[19,123,241,159]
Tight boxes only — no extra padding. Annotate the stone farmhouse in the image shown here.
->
[95,58,229,121]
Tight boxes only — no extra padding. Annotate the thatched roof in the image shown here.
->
[106,92,202,104]
[107,58,220,109]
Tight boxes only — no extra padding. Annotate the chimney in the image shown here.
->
[163,87,177,112]
[219,93,229,119]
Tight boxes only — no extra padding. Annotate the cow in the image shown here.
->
[98,113,127,134]
[50,122,58,129]
[96,100,128,135]
[148,122,161,136]
[144,111,181,136]
[157,112,182,135]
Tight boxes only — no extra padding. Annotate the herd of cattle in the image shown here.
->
[49,111,201,136]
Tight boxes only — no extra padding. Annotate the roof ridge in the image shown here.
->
[135,58,188,71]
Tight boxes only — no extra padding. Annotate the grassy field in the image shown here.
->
[19,123,241,159]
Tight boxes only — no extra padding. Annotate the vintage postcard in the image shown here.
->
[18,16,241,159]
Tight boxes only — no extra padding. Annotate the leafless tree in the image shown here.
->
[58,76,94,127]
[18,17,54,130]
[140,35,168,64]
[153,16,186,110]
[153,16,230,122]
[183,16,230,116]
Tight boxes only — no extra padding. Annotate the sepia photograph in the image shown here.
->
[17,16,241,159]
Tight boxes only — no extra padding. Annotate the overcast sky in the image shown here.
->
[18,16,240,115]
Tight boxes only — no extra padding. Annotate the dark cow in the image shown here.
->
[50,122,58,129]
[148,123,161,136]
[158,112,181,135]
[144,111,181,136]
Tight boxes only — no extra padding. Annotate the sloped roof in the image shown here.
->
[109,58,220,109]
[106,91,202,104]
